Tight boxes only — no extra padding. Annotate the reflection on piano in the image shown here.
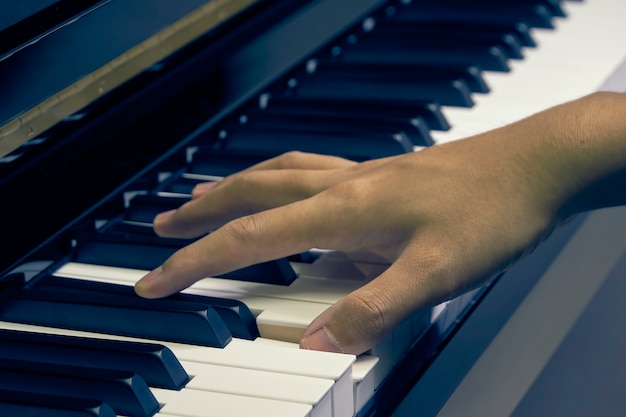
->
[1,0,626,416]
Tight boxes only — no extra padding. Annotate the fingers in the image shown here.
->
[239,151,357,172]
[299,251,450,355]
[155,152,396,239]
[188,152,357,201]
[136,191,356,298]
[153,168,336,239]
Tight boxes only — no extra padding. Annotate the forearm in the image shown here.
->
[491,92,626,221]
[554,92,626,217]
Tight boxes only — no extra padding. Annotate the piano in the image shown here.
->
[1,0,626,416]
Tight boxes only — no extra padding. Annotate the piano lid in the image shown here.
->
[0,0,261,158]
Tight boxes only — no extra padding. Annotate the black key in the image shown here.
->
[36,275,260,340]
[157,175,215,195]
[406,0,565,19]
[385,12,537,47]
[0,389,116,417]
[365,20,524,60]
[0,272,25,291]
[74,233,189,270]
[264,96,450,131]
[306,60,489,94]
[229,111,433,147]
[336,39,510,73]
[293,67,475,106]
[0,328,189,389]
[0,287,232,347]
[398,3,555,29]
[218,127,414,160]
[244,105,434,147]
[73,224,298,285]
[0,358,158,417]
[187,149,274,177]
[125,194,190,223]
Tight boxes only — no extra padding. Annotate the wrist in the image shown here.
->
[499,92,626,222]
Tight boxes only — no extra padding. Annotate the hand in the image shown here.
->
[135,92,626,355]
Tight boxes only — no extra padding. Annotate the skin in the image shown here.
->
[135,91,626,355]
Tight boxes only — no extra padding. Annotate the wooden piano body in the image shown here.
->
[1,0,626,416]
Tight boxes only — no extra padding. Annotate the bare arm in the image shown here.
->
[135,92,626,355]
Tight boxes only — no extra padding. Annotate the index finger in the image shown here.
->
[135,191,353,298]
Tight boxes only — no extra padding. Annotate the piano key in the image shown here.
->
[35,275,260,340]
[55,262,366,306]
[167,339,356,417]
[51,263,334,343]
[0,287,232,347]
[0,328,189,389]
[432,0,626,144]
[0,271,25,291]
[244,341,384,416]
[4,262,424,414]
[51,259,432,369]
[0,319,358,417]
[292,257,388,283]
[178,361,334,417]
[187,149,274,176]
[0,325,352,417]
[305,60,490,94]
[380,9,538,47]
[423,0,566,18]
[156,175,214,196]
[365,20,525,60]
[125,194,191,223]
[263,95,450,131]
[0,358,159,417]
[334,39,510,73]
[397,3,555,29]
[232,107,433,147]
[292,69,476,107]
[74,222,299,285]
[218,127,414,160]
[0,390,116,417]
[152,388,313,417]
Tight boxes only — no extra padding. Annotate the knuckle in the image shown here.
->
[340,290,389,342]
[222,173,267,214]
[275,151,307,167]
[325,178,371,205]
[221,215,263,247]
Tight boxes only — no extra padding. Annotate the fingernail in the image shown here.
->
[300,327,343,353]
[135,266,162,298]
[154,209,175,225]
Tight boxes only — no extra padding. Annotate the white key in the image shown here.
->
[152,387,313,417]
[0,321,356,417]
[55,262,362,305]
[293,258,388,282]
[178,361,333,417]
[172,339,355,417]
[250,339,381,413]
[52,259,438,396]
[352,355,380,412]
[432,0,626,145]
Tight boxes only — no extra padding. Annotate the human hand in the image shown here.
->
[135,143,562,355]
[135,92,626,355]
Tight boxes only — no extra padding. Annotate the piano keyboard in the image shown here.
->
[2,0,625,416]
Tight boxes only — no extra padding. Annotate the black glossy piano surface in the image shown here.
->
[2,0,626,416]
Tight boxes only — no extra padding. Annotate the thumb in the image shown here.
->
[300,262,428,355]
